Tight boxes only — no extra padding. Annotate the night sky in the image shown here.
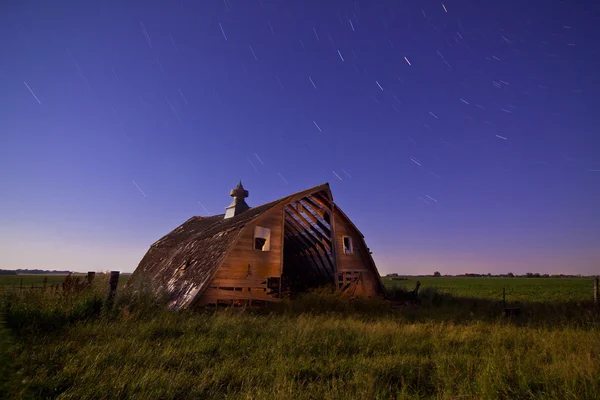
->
[1,0,599,275]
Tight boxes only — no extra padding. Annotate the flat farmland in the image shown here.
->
[383,276,595,303]
[1,275,599,399]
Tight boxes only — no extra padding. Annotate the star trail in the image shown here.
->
[0,0,599,274]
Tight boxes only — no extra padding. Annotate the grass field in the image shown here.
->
[1,274,594,303]
[383,276,595,303]
[1,275,599,399]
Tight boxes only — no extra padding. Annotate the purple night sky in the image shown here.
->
[0,0,599,275]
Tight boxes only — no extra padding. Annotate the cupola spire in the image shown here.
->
[224,180,250,219]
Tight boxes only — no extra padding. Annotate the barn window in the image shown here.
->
[254,226,271,251]
[343,236,353,254]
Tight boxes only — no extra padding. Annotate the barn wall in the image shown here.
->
[198,205,284,306]
[333,209,380,297]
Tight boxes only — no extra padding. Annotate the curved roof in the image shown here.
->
[129,183,332,309]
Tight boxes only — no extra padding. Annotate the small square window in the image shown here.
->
[254,226,271,251]
[343,236,353,254]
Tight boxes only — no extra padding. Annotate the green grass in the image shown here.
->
[1,276,600,400]
[384,277,595,303]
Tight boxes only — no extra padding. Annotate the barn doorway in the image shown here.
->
[281,198,335,294]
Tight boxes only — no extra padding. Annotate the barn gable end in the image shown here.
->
[332,206,385,297]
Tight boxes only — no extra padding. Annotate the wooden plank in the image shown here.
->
[330,201,339,281]
[332,209,384,297]
[201,288,282,302]
[304,195,329,212]
[284,216,331,278]
[209,278,268,287]
[284,212,334,276]
[286,205,332,251]
[296,200,331,236]
[313,192,333,207]
[279,208,284,295]
[308,194,330,209]
[210,207,284,293]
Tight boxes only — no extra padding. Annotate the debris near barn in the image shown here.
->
[129,182,384,310]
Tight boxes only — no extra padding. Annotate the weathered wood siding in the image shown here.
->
[333,209,380,297]
[199,205,284,305]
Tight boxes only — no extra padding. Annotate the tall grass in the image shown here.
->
[1,282,599,399]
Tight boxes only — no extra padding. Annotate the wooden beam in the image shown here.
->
[308,194,330,210]
[286,205,332,251]
[283,230,325,277]
[284,219,330,278]
[284,216,332,278]
[296,200,331,236]
[283,231,314,264]
[284,234,328,282]
[284,209,334,273]
[303,196,333,228]
[304,195,327,211]
[312,192,333,207]
[279,208,284,295]
[330,202,339,282]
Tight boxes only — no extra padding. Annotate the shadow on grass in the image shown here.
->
[264,286,600,329]
[2,279,598,340]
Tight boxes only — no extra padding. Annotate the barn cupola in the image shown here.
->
[224,180,250,219]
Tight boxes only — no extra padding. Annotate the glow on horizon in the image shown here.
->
[1,231,597,275]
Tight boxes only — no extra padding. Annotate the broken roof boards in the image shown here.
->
[130,182,384,309]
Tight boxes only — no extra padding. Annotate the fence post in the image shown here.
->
[594,277,599,306]
[106,271,120,306]
[87,271,96,285]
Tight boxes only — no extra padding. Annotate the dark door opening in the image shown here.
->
[282,234,334,294]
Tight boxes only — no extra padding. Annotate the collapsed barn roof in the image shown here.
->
[130,183,332,309]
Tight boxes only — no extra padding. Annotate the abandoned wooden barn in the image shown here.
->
[129,182,384,309]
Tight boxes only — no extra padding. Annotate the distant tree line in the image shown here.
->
[450,272,587,278]
[0,269,71,275]
[384,272,589,278]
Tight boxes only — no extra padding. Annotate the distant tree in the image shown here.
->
[507,272,515,278]
[433,271,441,277]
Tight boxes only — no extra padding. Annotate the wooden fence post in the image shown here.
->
[87,271,96,285]
[107,271,120,306]
[594,277,599,306]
